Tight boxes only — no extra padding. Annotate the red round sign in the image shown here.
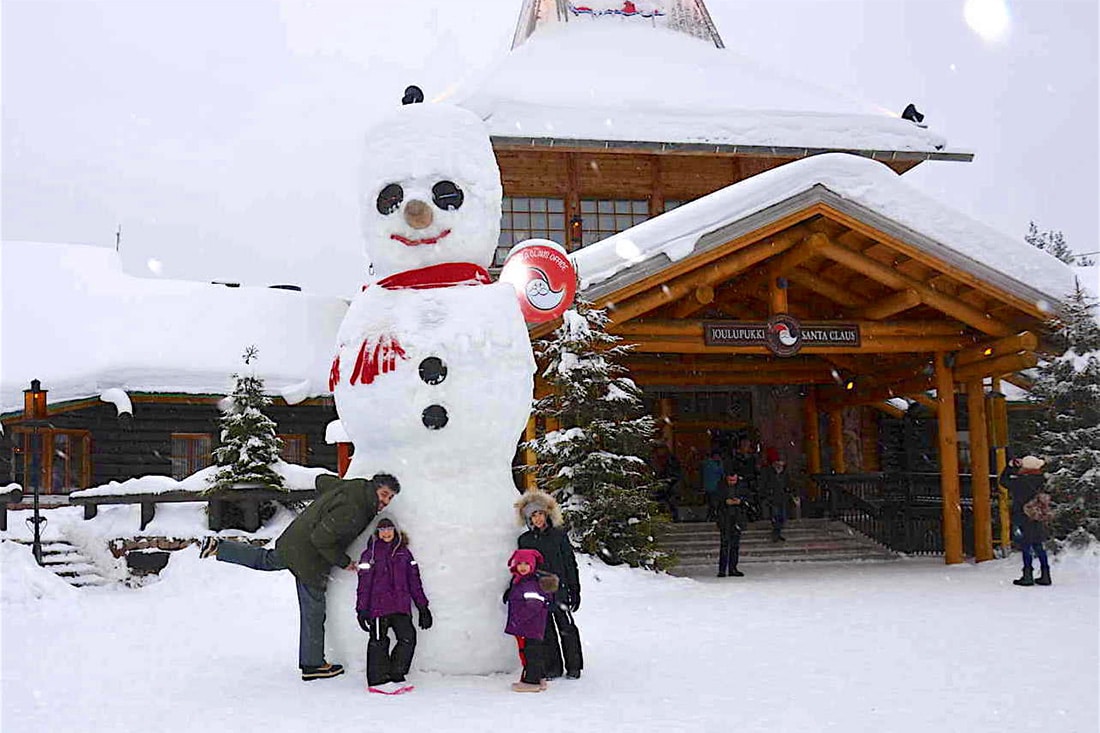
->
[498,239,578,324]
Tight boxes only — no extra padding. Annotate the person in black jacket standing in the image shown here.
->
[716,472,747,577]
[515,489,583,680]
[1000,455,1052,586]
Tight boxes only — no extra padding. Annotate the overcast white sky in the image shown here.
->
[3,0,1097,297]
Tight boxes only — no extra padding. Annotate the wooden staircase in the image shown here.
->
[660,518,897,577]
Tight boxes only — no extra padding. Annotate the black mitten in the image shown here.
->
[417,605,433,630]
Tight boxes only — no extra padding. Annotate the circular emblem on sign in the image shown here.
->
[765,314,803,357]
[498,239,578,324]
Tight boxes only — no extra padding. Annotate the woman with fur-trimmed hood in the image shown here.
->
[515,489,584,680]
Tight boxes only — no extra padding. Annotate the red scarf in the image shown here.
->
[369,262,491,291]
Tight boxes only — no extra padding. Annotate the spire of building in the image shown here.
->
[511,0,724,50]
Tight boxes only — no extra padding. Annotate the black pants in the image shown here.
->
[542,602,584,677]
[718,525,742,574]
[366,613,417,685]
[517,636,547,685]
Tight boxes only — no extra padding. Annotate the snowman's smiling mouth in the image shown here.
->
[391,229,452,246]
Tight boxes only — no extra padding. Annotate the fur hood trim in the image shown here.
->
[514,489,564,528]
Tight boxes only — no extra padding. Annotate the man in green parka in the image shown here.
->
[199,472,400,681]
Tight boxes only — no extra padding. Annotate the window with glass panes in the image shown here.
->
[579,199,650,247]
[171,434,212,480]
[497,197,566,266]
[279,434,308,465]
[10,428,91,494]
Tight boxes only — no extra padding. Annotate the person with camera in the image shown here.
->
[716,472,748,577]
[999,455,1052,587]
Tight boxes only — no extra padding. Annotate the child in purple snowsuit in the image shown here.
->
[503,548,559,693]
[356,517,431,695]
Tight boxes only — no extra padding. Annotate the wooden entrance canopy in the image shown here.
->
[533,190,1057,565]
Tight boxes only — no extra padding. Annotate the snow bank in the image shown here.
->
[0,541,77,604]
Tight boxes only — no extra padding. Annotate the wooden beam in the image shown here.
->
[935,351,964,565]
[670,284,716,318]
[632,372,835,386]
[523,416,537,490]
[828,409,846,474]
[911,393,939,412]
[856,289,922,319]
[953,351,1039,382]
[818,240,1014,337]
[819,373,936,412]
[804,387,822,499]
[966,380,994,562]
[606,236,798,324]
[990,377,1012,552]
[870,402,907,419]
[1002,373,1035,392]
[621,334,977,355]
[611,319,970,338]
[768,275,788,315]
[786,267,868,308]
[954,331,1039,368]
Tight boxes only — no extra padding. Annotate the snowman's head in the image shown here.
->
[359,102,502,279]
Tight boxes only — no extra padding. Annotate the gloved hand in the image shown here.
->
[568,586,581,613]
[357,612,371,633]
[417,605,433,630]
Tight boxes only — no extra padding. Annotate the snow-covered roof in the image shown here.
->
[575,153,1078,308]
[0,242,347,414]
[455,18,965,158]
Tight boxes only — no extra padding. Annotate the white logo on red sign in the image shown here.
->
[498,239,578,323]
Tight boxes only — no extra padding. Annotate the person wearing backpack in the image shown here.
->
[999,455,1052,587]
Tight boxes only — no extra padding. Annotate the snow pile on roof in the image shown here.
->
[455,20,951,153]
[0,242,348,413]
[574,153,1079,304]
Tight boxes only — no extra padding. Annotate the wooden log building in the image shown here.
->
[1,0,1078,565]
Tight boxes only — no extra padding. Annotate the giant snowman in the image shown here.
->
[323,95,537,675]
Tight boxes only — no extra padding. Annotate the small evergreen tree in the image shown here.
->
[1025,221,1095,267]
[1019,284,1100,541]
[525,298,671,570]
[206,346,286,495]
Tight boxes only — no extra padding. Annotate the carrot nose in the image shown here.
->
[404,199,433,230]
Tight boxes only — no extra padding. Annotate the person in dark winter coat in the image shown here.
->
[999,455,1052,587]
[515,489,583,680]
[760,447,793,542]
[199,472,400,681]
[715,472,747,577]
[503,548,559,693]
[725,438,760,521]
[356,517,431,695]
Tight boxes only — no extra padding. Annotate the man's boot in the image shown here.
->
[1013,566,1035,586]
[1035,567,1052,586]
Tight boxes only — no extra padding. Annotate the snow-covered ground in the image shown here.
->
[2,533,1096,733]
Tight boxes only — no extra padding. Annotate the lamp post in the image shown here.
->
[23,379,48,565]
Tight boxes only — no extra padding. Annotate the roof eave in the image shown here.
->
[490,135,974,163]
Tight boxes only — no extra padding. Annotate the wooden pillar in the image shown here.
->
[828,409,846,474]
[522,415,538,491]
[966,379,994,562]
[803,387,822,499]
[935,351,964,564]
[657,397,675,449]
[990,378,1011,553]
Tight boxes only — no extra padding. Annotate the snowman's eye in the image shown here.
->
[376,184,404,215]
[432,180,464,211]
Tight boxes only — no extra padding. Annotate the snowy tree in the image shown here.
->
[525,298,671,570]
[206,346,286,495]
[1019,284,1100,541]
[1025,221,1095,267]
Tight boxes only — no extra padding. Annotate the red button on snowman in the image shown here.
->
[325,88,574,677]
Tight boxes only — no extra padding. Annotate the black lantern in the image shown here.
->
[22,379,48,565]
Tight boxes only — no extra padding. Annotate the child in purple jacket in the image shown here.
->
[356,517,431,695]
[503,548,559,693]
